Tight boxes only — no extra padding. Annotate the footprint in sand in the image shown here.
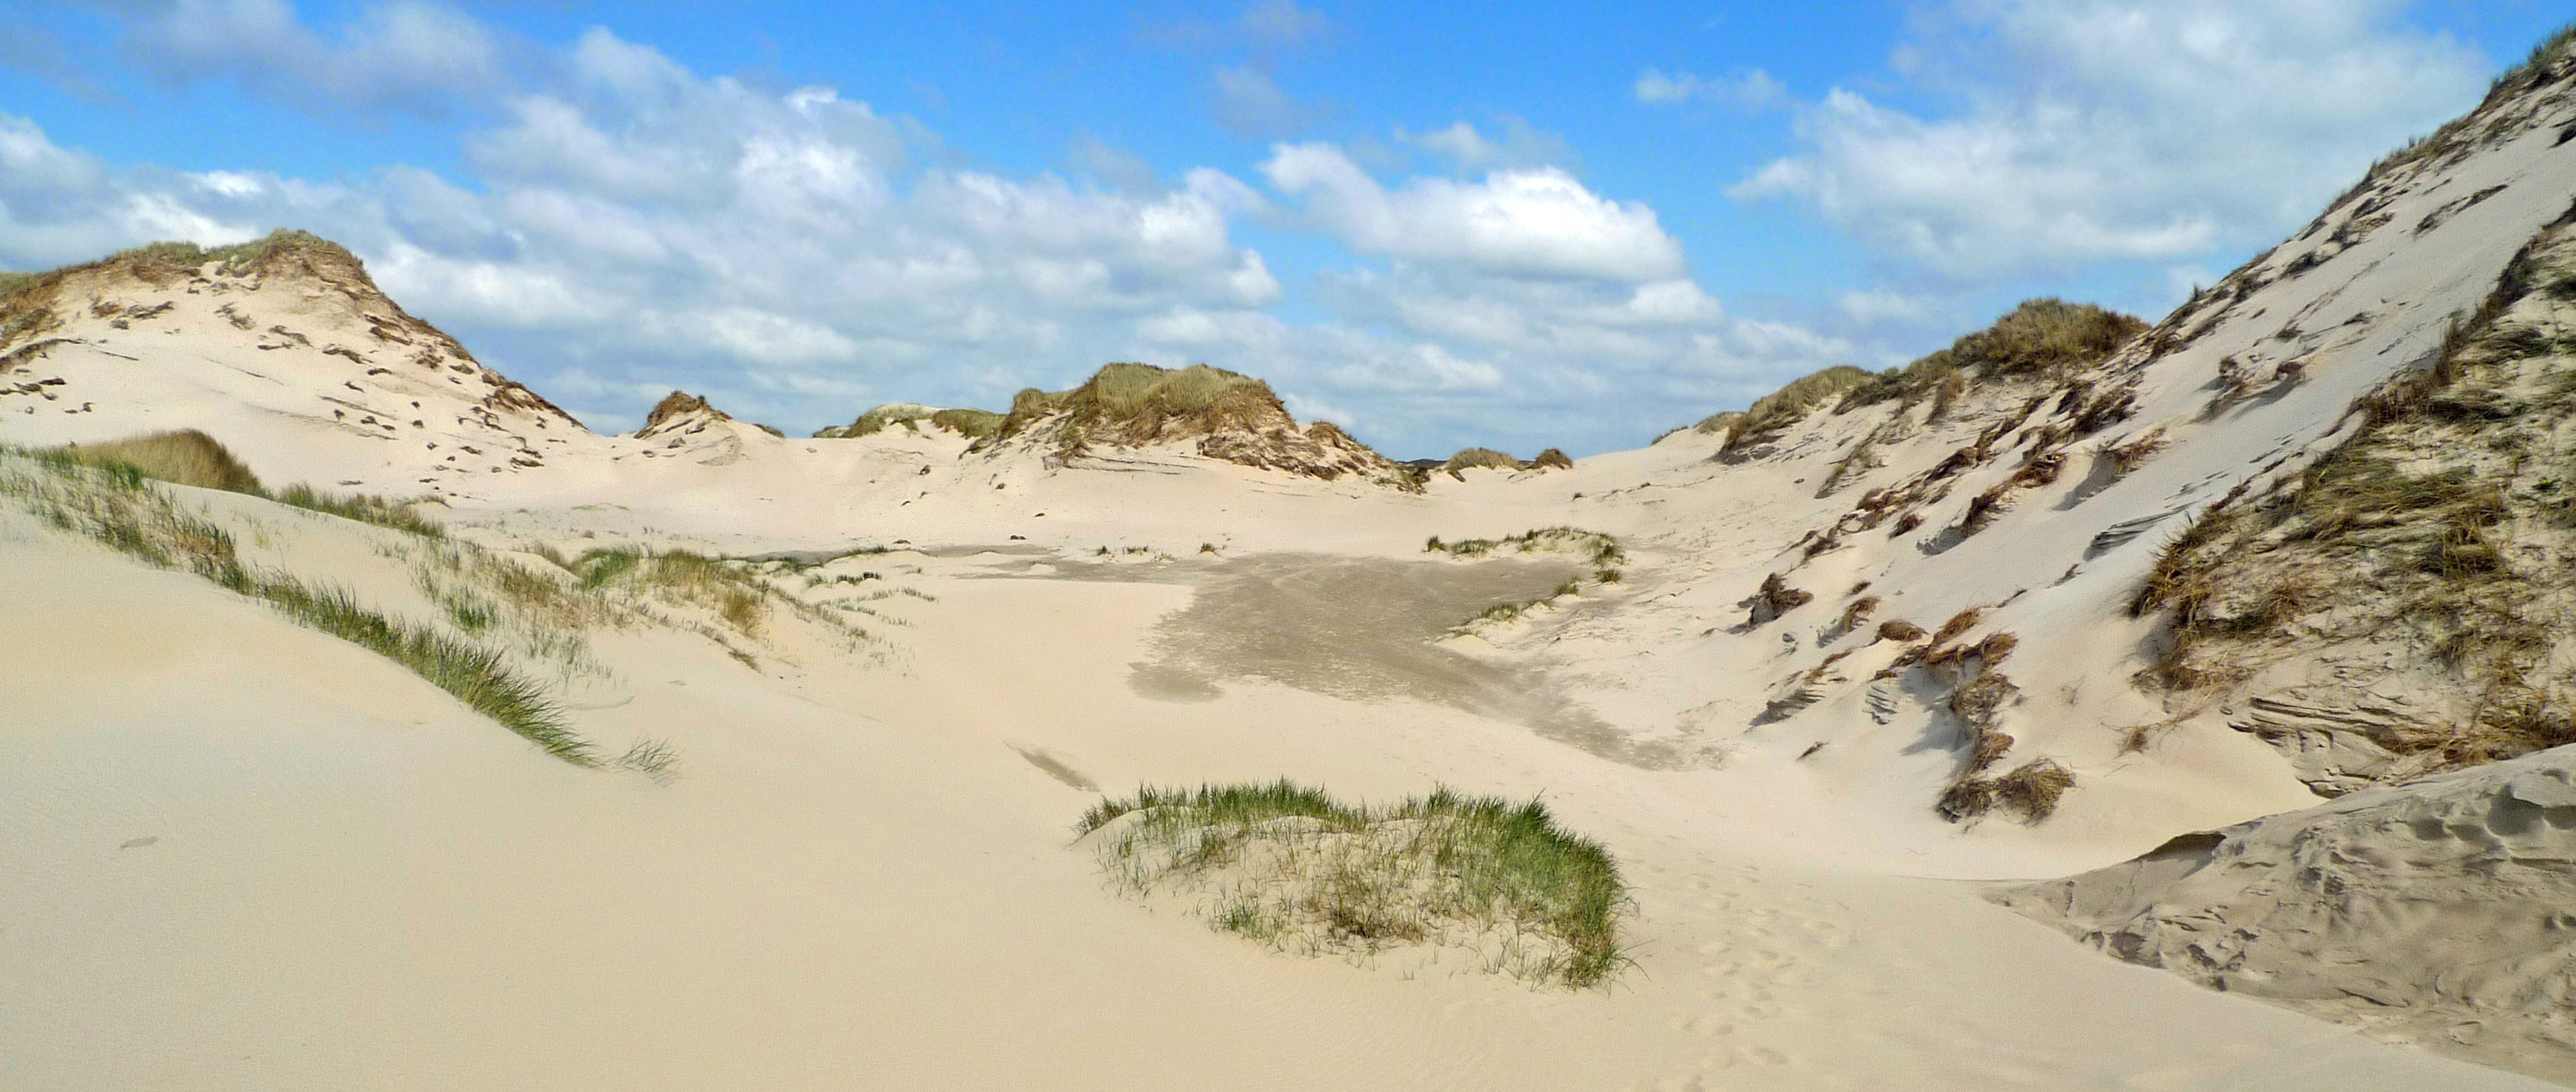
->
[1680,1015,1734,1037]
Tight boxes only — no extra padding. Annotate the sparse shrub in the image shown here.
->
[1530,448,1574,470]
[1079,781,1631,988]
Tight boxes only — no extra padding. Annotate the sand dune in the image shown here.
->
[8,31,2576,1092]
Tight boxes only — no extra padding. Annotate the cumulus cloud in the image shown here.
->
[124,0,508,115]
[1729,0,2486,278]
[1633,68,1787,109]
[1402,118,1577,173]
[1263,142,1686,282]
[0,14,1858,455]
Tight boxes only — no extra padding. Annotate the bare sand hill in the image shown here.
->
[7,29,2576,1092]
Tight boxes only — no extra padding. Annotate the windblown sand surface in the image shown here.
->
[0,470,2556,1091]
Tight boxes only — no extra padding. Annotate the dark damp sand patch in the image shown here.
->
[1042,553,1691,769]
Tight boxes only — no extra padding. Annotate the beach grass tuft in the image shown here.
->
[1079,780,1631,988]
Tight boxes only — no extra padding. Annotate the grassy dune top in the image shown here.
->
[1,229,364,307]
[1679,298,2146,448]
[1079,780,1630,988]
[819,403,1006,440]
[997,362,1287,446]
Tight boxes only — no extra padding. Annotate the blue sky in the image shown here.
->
[0,1,2564,456]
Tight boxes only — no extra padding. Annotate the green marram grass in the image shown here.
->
[36,429,445,538]
[276,484,445,538]
[0,448,607,766]
[995,362,1283,450]
[1078,780,1632,988]
[1425,526,1624,582]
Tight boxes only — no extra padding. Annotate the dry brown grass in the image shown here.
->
[1839,298,2145,413]
[1929,607,1985,648]
[819,404,1006,440]
[48,430,264,495]
[1442,447,1523,475]
[1749,572,1814,624]
[1836,595,1881,635]
[1945,760,2078,822]
[2105,427,2169,475]
[1817,437,1879,497]
[996,363,1285,450]
[1720,366,1873,452]
[1877,618,1927,642]
[1529,447,1574,470]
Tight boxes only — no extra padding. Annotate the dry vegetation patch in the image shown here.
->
[1426,526,1624,584]
[2129,211,2576,788]
[1079,781,1631,988]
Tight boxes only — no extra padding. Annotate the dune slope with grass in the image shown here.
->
[10,25,2576,1092]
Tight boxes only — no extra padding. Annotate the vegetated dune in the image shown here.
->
[7,25,2576,1092]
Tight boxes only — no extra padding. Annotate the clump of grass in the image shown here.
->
[992,363,1285,452]
[1689,410,1744,436]
[258,578,592,763]
[276,484,444,538]
[1839,298,2145,413]
[1079,781,1631,988]
[819,403,938,438]
[616,738,680,782]
[1877,618,1928,642]
[0,451,595,765]
[930,407,1005,437]
[818,403,1007,440]
[45,429,264,495]
[1749,571,1813,624]
[1718,365,1874,452]
[2104,426,2169,475]
[1817,437,1879,497]
[1835,595,1881,636]
[1441,447,1524,477]
[1425,526,1625,581]
[1929,607,1986,647]
[1942,760,2076,823]
[1529,448,1574,470]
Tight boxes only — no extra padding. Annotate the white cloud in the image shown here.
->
[1263,143,1687,282]
[1729,0,2487,278]
[1212,66,1330,137]
[126,0,507,115]
[1237,1,1334,51]
[0,17,1860,455]
[1402,118,1577,173]
[1633,68,1787,109]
